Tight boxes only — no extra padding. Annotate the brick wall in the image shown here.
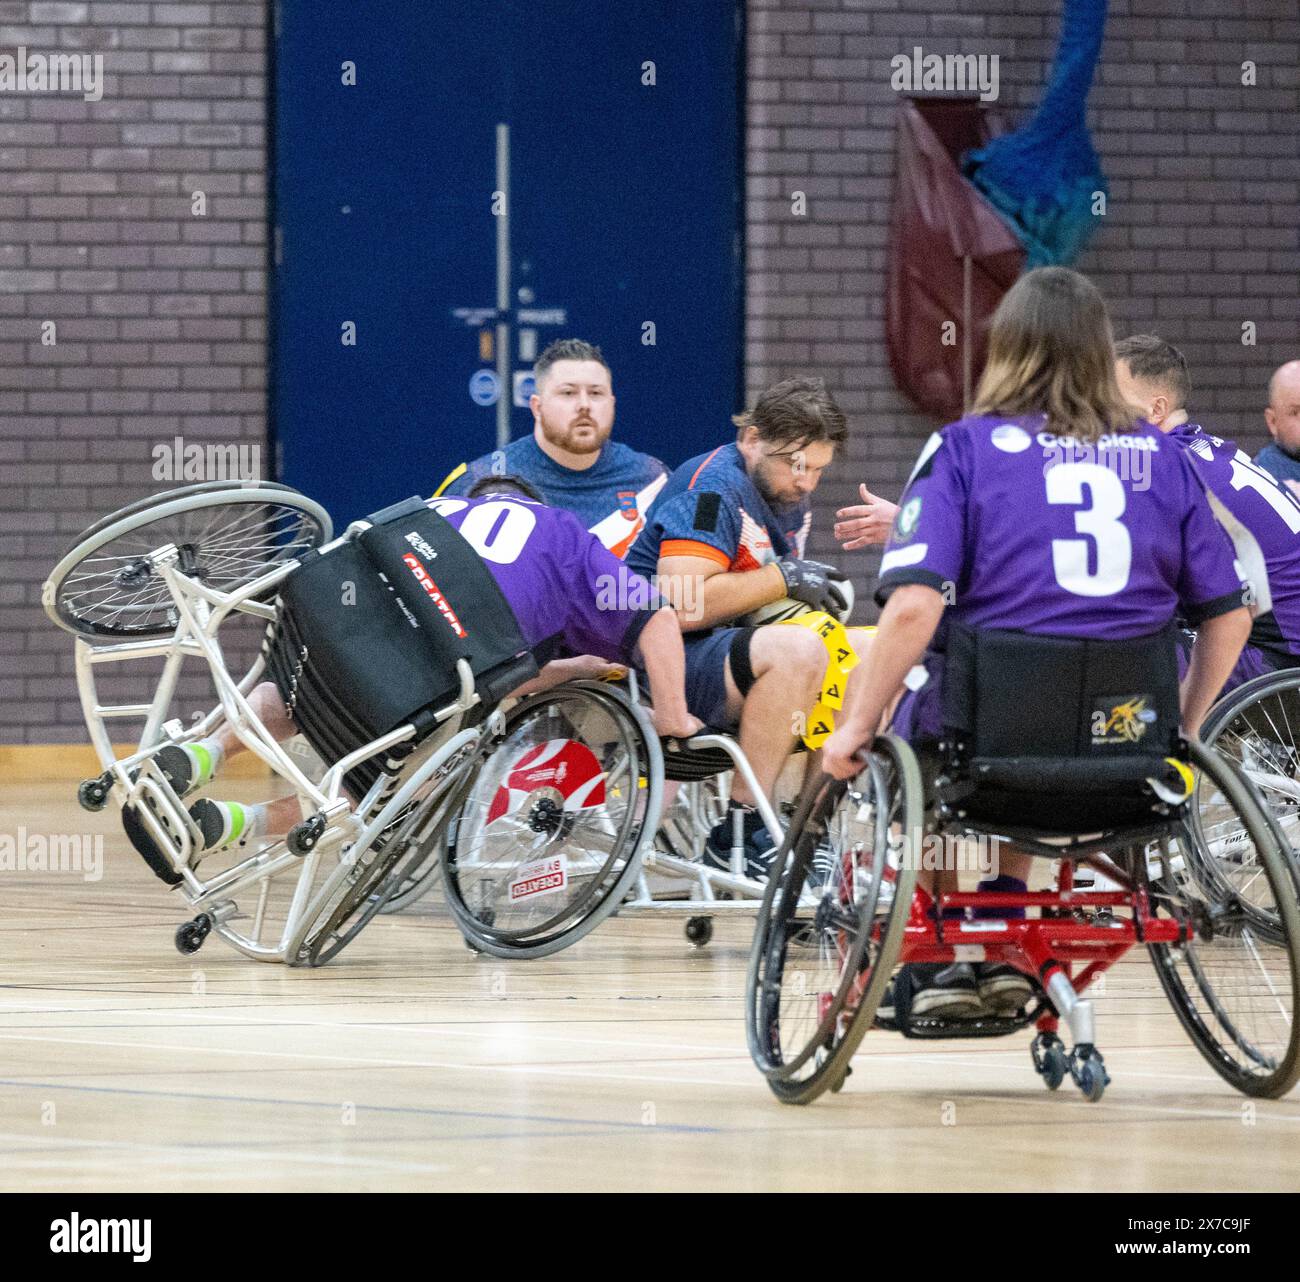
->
[3,0,1298,742]
[0,1,267,743]
[745,0,1300,601]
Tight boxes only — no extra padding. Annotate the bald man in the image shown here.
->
[1254,360,1300,493]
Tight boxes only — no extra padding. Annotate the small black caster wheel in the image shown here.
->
[175,913,213,955]
[1031,1033,1068,1091]
[287,814,327,855]
[829,1063,852,1094]
[1069,1044,1110,1102]
[685,916,713,947]
[77,776,110,811]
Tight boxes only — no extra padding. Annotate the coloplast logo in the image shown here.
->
[400,553,467,637]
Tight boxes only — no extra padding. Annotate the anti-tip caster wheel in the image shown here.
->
[829,1063,853,1094]
[1031,1032,1068,1091]
[77,776,111,812]
[175,913,213,955]
[1069,1044,1109,1102]
[685,916,713,948]
[287,814,327,856]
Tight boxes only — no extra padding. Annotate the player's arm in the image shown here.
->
[634,607,704,738]
[656,553,785,632]
[823,584,945,779]
[1181,607,1251,738]
[506,654,626,699]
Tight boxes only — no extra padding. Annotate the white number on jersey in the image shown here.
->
[1045,463,1132,598]
[1227,452,1300,535]
[427,497,537,564]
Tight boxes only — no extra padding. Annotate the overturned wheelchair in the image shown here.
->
[44,481,667,964]
[746,623,1300,1105]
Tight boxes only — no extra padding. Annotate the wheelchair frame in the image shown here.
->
[53,481,821,963]
[63,515,508,964]
[748,731,1300,1105]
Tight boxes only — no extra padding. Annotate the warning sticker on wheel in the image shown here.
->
[508,855,568,903]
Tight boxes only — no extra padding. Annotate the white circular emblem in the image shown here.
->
[898,497,921,535]
[991,424,1032,453]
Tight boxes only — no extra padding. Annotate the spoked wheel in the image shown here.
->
[1197,669,1300,937]
[1150,740,1300,1098]
[746,734,921,1105]
[442,682,663,959]
[293,784,462,967]
[43,481,331,639]
[374,833,445,914]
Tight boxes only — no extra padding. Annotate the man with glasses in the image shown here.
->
[626,377,852,876]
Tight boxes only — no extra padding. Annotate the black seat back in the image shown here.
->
[266,497,538,797]
[939,622,1184,832]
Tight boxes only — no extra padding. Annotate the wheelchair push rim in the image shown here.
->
[1150,740,1300,1099]
[294,781,466,967]
[44,481,331,639]
[746,734,921,1105]
[1196,667,1300,936]
[442,682,663,959]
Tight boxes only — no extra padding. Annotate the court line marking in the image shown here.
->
[0,1076,720,1134]
[0,1131,458,1178]
[0,1026,746,1088]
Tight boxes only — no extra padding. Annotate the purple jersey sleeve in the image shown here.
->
[876,431,966,604]
[562,526,662,663]
[1175,452,1251,624]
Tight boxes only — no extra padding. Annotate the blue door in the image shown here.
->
[271,1,744,525]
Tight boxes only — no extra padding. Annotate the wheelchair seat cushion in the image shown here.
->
[266,497,538,794]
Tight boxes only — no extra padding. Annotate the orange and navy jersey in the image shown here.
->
[435,435,668,559]
[625,442,811,580]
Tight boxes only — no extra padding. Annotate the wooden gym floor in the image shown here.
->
[2,779,1299,1192]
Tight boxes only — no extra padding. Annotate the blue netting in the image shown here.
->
[963,0,1110,266]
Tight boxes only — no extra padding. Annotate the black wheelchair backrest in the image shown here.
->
[266,497,538,793]
[941,621,1182,763]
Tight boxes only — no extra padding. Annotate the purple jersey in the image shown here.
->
[1171,421,1300,660]
[426,494,658,665]
[879,414,1246,639]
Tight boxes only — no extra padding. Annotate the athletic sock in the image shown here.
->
[184,737,225,786]
[972,874,1028,920]
[189,798,267,851]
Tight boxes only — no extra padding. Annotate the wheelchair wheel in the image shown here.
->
[746,734,921,1105]
[294,784,462,966]
[1150,740,1300,1098]
[44,480,331,639]
[441,682,663,959]
[1198,668,1300,933]
[373,836,444,914]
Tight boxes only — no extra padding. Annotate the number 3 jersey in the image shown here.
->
[878,414,1246,639]
[1168,421,1300,663]
[426,494,660,665]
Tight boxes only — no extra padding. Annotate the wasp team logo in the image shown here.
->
[617,490,639,521]
[1091,695,1158,745]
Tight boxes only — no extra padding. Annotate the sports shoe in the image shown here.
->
[909,962,983,1019]
[138,742,219,800]
[702,807,776,881]
[189,798,264,852]
[977,963,1035,1016]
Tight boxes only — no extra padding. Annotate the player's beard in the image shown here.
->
[537,409,611,457]
[750,454,802,509]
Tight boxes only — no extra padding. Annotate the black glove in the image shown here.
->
[776,557,848,616]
